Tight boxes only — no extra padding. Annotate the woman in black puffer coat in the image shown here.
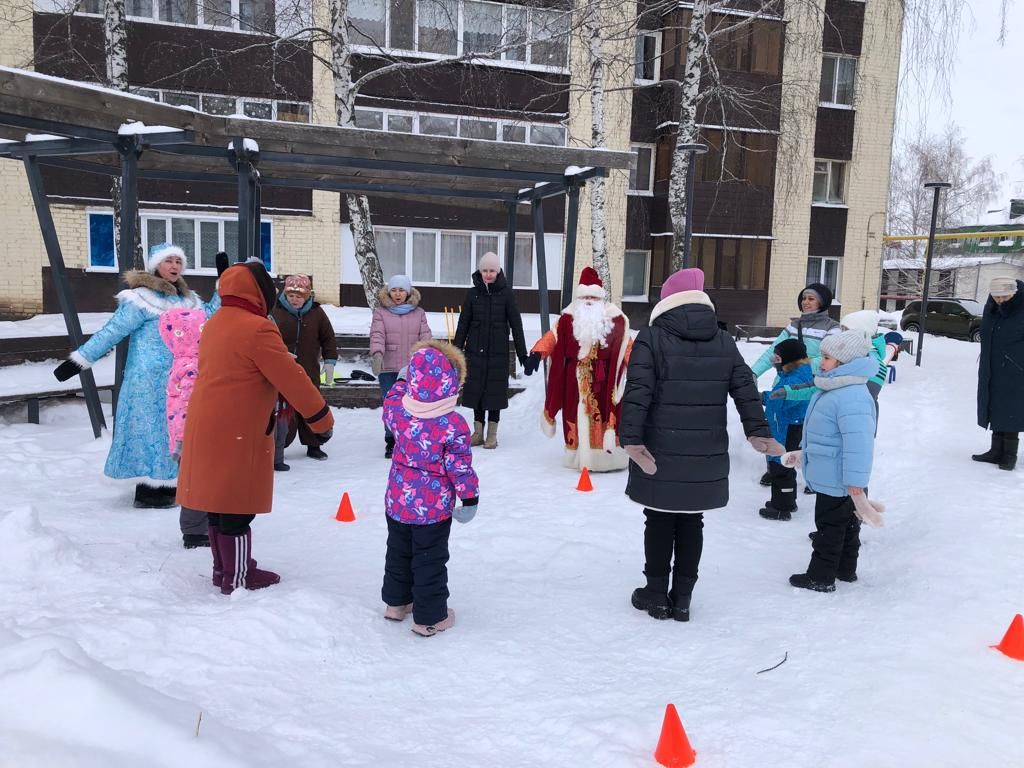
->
[619,268,782,623]
[453,252,528,449]
[972,277,1024,471]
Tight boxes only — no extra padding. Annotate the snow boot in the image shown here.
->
[385,432,395,459]
[788,572,836,593]
[999,434,1018,471]
[133,483,177,509]
[631,576,673,620]
[182,534,210,549]
[216,528,280,595]
[836,571,858,583]
[471,421,484,447]
[759,471,772,487]
[208,523,223,588]
[384,603,413,622]
[760,471,797,520]
[669,574,696,622]
[483,422,499,449]
[759,503,792,521]
[411,608,455,637]
[274,462,290,472]
[306,447,328,461]
[972,432,1004,464]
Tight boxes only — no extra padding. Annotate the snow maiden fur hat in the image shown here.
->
[576,266,606,300]
[146,242,186,274]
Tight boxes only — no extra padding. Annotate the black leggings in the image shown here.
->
[473,408,501,424]
[207,513,255,536]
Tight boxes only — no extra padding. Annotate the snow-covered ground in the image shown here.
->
[1,335,1022,767]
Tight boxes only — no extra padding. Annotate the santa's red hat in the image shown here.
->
[575,266,606,300]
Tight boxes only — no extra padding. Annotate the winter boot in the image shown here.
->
[631,576,673,620]
[836,571,858,583]
[274,462,290,472]
[385,432,395,459]
[759,471,772,487]
[760,470,798,520]
[182,534,210,549]
[483,422,499,449]
[999,433,1018,471]
[972,432,1004,464]
[470,421,484,447]
[384,603,413,622]
[411,608,455,637]
[759,504,792,521]
[306,447,328,461]
[669,574,696,622]
[216,528,280,595]
[133,484,177,509]
[208,523,223,588]
[788,572,836,593]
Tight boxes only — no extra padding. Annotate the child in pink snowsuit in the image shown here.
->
[381,340,479,637]
[158,308,206,461]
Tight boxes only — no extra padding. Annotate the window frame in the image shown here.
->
[622,249,651,300]
[85,210,118,273]
[806,255,842,298]
[628,143,656,196]
[129,86,311,125]
[634,31,661,84]
[692,236,771,290]
[139,211,274,274]
[811,159,847,206]
[80,0,282,35]
[819,53,857,109]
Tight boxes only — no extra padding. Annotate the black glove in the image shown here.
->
[319,428,333,444]
[53,358,83,382]
[523,351,541,376]
[215,251,230,277]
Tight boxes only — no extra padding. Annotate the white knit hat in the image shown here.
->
[387,274,412,293]
[841,310,880,337]
[990,276,1018,297]
[820,329,872,364]
[478,252,501,271]
[146,243,186,273]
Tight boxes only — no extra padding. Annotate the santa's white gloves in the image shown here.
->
[748,436,786,456]
[624,444,657,475]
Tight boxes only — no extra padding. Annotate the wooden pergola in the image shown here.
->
[0,65,633,438]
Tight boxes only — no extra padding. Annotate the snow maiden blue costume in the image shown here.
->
[69,244,220,494]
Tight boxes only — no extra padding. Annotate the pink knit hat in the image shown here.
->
[660,268,705,300]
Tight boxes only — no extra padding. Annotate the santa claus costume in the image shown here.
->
[529,267,631,472]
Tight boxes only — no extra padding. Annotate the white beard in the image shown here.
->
[572,299,613,358]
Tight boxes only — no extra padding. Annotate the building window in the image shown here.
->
[634,32,660,82]
[142,213,273,272]
[622,250,650,298]
[529,124,566,146]
[820,55,856,106]
[349,106,565,146]
[699,130,776,186]
[87,212,116,270]
[131,87,310,124]
[463,0,503,54]
[709,17,782,76]
[806,256,841,297]
[812,159,846,205]
[371,227,536,287]
[628,144,655,195]
[118,0,275,32]
[693,237,769,290]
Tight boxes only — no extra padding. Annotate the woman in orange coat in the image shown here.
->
[177,260,334,595]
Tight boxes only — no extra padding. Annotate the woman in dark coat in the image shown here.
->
[619,268,783,622]
[972,276,1024,471]
[453,251,528,449]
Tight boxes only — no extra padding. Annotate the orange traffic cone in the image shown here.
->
[654,704,696,768]
[335,492,356,522]
[992,614,1024,661]
[576,467,593,492]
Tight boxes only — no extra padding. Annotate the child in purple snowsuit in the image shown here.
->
[381,340,479,637]
[158,307,206,461]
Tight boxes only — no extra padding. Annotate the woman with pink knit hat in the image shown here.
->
[619,267,783,622]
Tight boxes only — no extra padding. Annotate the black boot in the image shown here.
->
[759,471,772,487]
[669,574,696,622]
[631,576,673,620]
[972,432,1004,464]
[307,447,328,461]
[183,533,210,549]
[760,464,797,520]
[789,572,836,592]
[1000,433,1018,471]
[133,483,177,509]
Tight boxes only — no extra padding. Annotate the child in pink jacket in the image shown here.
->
[159,308,206,461]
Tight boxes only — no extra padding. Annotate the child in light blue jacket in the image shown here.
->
[788,330,877,592]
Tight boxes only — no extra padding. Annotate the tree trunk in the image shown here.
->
[668,0,708,272]
[583,2,611,293]
[330,0,383,309]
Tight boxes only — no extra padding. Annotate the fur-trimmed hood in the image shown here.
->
[377,286,423,310]
[409,339,467,388]
[123,269,193,298]
[649,290,715,324]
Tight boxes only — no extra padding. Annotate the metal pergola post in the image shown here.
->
[113,134,141,421]
[503,203,518,288]
[22,156,106,438]
[532,198,550,335]
[560,182,582,311]
[678,143,709,269]
[916,181,952,367]
[234,138,260,262]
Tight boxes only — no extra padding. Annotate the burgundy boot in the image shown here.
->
[208,522,223,588]
[216,528,281,595]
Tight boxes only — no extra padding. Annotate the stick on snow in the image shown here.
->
[756,652,788,675]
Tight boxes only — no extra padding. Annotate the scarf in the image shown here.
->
[278,293,312,316]
[222,295,266,317]
[401,393,459,419]
[387,303,415,316]
[814,373,869,391]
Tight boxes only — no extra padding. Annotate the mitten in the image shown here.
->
[215,251,230,277]
[624,444,657,475]
[780,450,802,468]
[852,493,885,528]
[523,351,541,376]
[371,352,383,376]
[747,436,786,456]
[171,440,183,463]
[769,387,787,400]
[322,363,335,387]
[53,358,83,382]
[453,497,478,524]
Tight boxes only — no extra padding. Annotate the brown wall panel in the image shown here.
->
[808,205,848,257]
[626,196,653,250]
[692,182,775,235]
[623,288,768,330]
[42,268,220,313]
[814,106,855,160]
[822,0,865,56]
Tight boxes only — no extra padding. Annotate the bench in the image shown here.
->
[0,385,116,424]
[734,325,784,344]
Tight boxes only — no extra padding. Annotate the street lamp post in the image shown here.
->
[916,181,952,367]
[678,142,708,269]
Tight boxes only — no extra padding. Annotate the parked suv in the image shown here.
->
[900,298,985,342]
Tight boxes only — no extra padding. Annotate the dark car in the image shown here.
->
[901,298,985,342]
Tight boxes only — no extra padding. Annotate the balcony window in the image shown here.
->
[503,6,528,62]
[812,160,846,205]
[387,114,415,133]
[350,0,386,46]
[529,124,565,146]
[635,32,659,82]
[623,250,650,298]
[420,115,459,137]
[354,109,385,130]
[629,145,654,195]
[418,0,458,55]
[464,1,503,54]
[820,55,856,106]
[202,95,238,116]
[158,0,197,24]
[277,102,310,123]
[502,124,526,143]
[243,101,273,120]
[807,256,841,296]
[531,8,568,68]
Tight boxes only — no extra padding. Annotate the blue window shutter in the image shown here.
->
[260,222,272,270]
[88,213,115,268]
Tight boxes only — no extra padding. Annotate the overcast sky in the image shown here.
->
[902,0,1023,203]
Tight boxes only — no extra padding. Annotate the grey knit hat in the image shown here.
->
[990,276,1018,297]
[387,274,412,293]
[820,329,872,364]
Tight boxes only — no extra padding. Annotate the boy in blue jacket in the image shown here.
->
[789,330,877,592]
[760,338,814,520]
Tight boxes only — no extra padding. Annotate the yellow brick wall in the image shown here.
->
[565,2,636,307]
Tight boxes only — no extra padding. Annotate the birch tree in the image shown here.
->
[580,0,611,291]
